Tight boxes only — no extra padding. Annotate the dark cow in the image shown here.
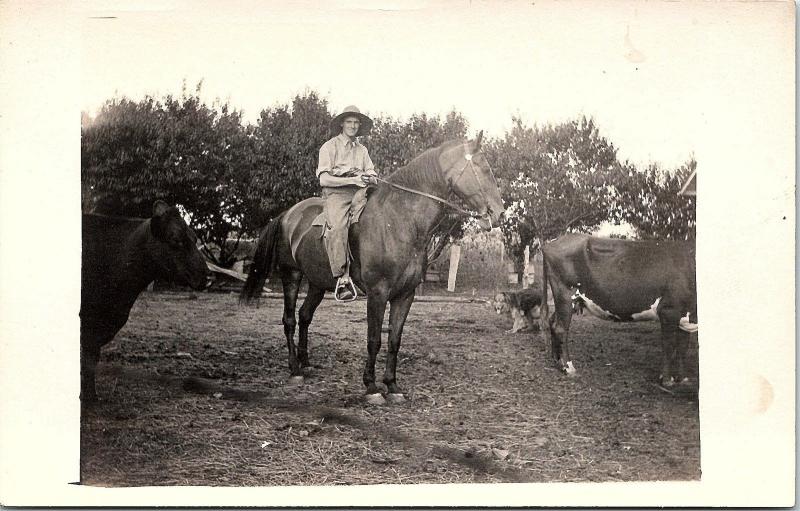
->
[80,201,209,402]
[540,233,697,386]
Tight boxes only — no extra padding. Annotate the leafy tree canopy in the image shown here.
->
[486,116,619,272]
[612,158,696,240]
[82,82,257,265]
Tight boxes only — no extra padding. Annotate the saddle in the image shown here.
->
[283,190,372,301]
[289,187,371,261]
[294,202,365,261]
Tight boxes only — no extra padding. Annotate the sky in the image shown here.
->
[77,0,792,171]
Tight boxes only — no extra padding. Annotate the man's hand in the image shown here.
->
[360,175,378,186]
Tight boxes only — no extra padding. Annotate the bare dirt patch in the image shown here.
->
[81,290,700,486]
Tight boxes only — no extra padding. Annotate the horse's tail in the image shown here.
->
[240,215,283,305]
[539,240,550,339]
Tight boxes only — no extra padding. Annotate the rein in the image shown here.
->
[373,143,492,220]
[373,176,478,218]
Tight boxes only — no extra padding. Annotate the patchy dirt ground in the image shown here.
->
[81,290,700,486]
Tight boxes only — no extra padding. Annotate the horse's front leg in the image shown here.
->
[363,294,388,405]
[383,290,415,404]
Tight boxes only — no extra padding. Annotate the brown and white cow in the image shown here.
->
[540,234,697,386]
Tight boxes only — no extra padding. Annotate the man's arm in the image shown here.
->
[319,172,365,188]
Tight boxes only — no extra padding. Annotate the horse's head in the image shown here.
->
[439,131,504,231]
[147,201,209,290]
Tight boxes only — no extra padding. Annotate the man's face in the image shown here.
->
[341,116,360,138]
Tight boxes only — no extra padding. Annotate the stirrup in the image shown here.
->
[335,278,358,302]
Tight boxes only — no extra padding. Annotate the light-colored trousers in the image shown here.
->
[321,186,369,278]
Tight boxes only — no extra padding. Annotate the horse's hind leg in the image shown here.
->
[298,284,325,368]
[281,268,304,384]
[383,290,415,403]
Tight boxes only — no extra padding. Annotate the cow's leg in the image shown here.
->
[382,289,415,403]
[363,293,388,404]
[549,283,577,375]
[80,324,118,403]
[674,330,691,385]
[80,340,101,403]
[657,307,682,386]
[297,284,326,368]
[281,268,304,384]
[675,307,698,385]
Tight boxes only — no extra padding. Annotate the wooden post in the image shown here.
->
[447,244,461,292]
[522,245,530,289]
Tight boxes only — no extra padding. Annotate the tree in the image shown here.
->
[245,91,333,229]
[81,84,259,266]
[612,158,696,240]
[82,95,164,215]
[486,116,619,277]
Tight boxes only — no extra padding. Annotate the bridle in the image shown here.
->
[374,142,498,224]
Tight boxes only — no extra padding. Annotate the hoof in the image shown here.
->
[287,375,305,386]
[659,375,676,387]
[365,393,386,405]
[678,377,691,386]
[386,393,406,404]
[564,361,577,376]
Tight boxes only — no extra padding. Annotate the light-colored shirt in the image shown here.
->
[316,133,377,178]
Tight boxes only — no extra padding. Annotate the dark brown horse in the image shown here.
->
[241,133,504,404]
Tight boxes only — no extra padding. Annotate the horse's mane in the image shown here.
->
[376,139,462,200]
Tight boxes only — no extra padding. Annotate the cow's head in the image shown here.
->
[147,201,209,290]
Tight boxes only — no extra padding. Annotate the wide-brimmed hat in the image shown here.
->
[330,105,373,137]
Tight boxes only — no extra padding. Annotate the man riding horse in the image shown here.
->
[317,105,379,301]
[241,115,504,404]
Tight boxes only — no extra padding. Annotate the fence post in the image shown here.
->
[522,245,530,289]
[447,244,461,292]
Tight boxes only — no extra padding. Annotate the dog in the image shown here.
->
[492,288,543,333]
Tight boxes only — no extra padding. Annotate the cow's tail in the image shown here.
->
[539,241,550,340]
[240,215,283,305]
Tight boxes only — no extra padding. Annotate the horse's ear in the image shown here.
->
[151,200,172,238]
[474,130,484,151]
[153,200,171,219]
